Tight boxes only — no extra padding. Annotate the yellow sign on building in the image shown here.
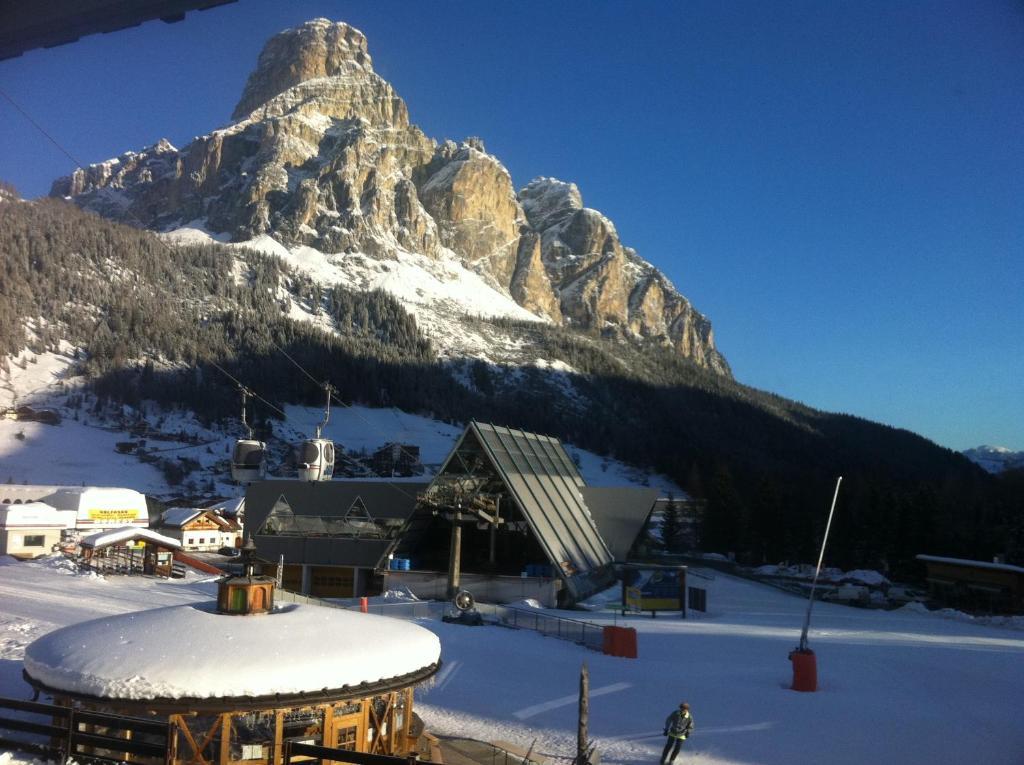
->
[87,509,140,522]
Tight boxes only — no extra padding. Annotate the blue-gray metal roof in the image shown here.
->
[466,422,613,596]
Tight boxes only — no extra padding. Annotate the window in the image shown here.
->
[23,535,45,547]
[335,725,357,749]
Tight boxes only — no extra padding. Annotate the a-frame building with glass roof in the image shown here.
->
[392,421,656,605]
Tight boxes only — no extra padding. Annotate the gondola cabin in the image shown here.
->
[296,438,334,482]
[231,439,267,484]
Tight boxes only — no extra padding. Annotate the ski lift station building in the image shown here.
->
[0,485,149,558]
[244,421,658,606]
[244,480,428,598]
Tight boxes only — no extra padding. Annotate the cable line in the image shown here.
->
[268,338,430,476]
[6,86,434,500]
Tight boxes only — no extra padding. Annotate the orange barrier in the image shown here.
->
[789,648,817,692]
[602,626,638,658]
[172,551,225,576]
[360,597,368,613]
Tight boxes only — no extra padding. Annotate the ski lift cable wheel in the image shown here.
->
[453,590,474,611]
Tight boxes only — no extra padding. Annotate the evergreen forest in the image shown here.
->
[2,198,1021,577]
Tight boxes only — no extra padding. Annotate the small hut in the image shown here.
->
[22,541,441,763]
[79,526,181,576]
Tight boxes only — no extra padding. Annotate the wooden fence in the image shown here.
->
[0,695,172,764]
[283,740,419,765]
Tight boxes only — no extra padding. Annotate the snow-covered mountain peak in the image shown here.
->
[50,18,729,376]
[963,445,1024,474]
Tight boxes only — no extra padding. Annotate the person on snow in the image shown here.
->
[660,702,694,764]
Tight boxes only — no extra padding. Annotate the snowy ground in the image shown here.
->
[2,558,1022,765]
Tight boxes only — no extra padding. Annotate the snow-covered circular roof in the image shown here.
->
[24,602,440,704]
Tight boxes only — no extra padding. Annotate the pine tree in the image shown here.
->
[660,494,683,554]
[701,465,748,558]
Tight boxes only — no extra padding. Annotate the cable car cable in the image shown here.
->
[6,87,429,500]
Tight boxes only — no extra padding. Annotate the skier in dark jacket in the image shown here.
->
[660,702,693,764]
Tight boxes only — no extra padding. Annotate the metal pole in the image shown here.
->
[489,497,500,566]
[447,509,462,599]
[798,476,843,652]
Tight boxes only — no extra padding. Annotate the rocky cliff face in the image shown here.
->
[52,18,728,375]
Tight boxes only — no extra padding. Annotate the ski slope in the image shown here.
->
[0,348,684,500]
[1,558,1022,765]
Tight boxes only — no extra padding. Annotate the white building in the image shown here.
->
[0,485,149,537]
[0,502,71,559]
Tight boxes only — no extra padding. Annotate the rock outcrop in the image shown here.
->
[521,178,729,373]
[52,18,728,375]
[417,140,523,291]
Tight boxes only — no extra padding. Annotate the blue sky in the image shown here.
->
[1,1,1021,451]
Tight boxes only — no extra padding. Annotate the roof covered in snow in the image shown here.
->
[206,496,245,517]
[160,507,203,527]
[24,602,441,702]
[0,501,71,528]
[80,526,181,550]
[0,485,148,525]
[917,555,1024,576]
[159,507,238,530]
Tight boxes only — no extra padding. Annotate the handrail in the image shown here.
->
[0,695,171,765]
[284,740,418,765]
[479,603,604,650]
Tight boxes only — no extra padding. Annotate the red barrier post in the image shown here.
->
[789,648,817,692]
[359,597,368,613]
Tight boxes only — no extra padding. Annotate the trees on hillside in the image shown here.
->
[2,197,1018,570]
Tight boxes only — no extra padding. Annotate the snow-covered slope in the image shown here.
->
[1,347,683,500]
[2,558,1023,764]
[163,224,547,364]
[963,445,1024,473]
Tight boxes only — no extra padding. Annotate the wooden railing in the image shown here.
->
[0,695,172,765]
[283,740,419,765]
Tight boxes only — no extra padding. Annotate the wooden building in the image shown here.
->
[159,507,241,551]
[916,554,1024,614]
[22,543,441,764]
[79,527,181,576]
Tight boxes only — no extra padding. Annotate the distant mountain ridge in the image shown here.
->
[963,446,1024,474]
[51,18,728,376]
